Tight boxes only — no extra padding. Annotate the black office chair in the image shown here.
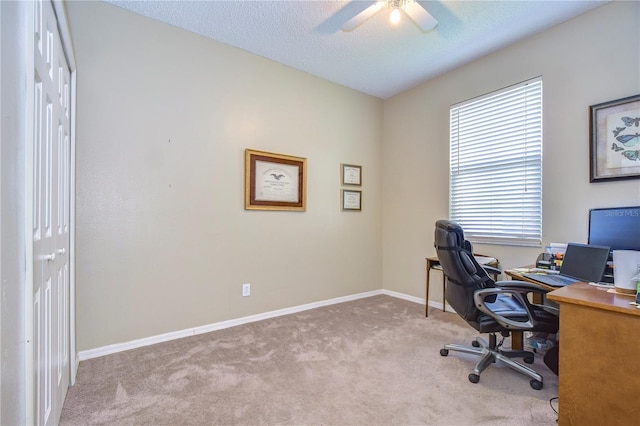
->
[434,220,559,390]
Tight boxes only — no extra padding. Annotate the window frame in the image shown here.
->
[449,77,543,247]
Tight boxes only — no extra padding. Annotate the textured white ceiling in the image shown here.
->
[103,0,609,99]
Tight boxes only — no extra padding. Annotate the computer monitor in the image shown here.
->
[588,206,640,252]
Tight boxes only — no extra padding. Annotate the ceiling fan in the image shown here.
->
[341,0,438,32]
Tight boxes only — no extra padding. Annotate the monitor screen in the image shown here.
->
[588,206,640,251]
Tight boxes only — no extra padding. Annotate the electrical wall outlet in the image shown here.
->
[242,283,250,297]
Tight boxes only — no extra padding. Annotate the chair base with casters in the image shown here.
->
[440,332,543,390]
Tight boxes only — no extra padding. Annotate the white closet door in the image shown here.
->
[32,0,71,424]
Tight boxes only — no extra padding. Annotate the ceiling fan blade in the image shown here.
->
[404,1,438,32]
[341,1,386,32]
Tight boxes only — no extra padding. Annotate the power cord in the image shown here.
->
[549,396,559,422]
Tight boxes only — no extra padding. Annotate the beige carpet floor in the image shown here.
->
[60,295,558,425]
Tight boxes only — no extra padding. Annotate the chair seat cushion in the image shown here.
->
[486,294,526,316]
[474,294,558,334]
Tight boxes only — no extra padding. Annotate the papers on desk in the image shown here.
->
[606,287,636,296]
[430,256,496,268]
[474,256,496,265]
[587,281,614,289]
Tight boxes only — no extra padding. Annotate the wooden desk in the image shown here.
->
[504,268,561,352]
[548,283,640,425]
[504,268,556,292]
[425,255,498,317]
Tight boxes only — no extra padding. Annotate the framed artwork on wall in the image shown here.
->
[341,189,362,211]
[341,163,362,186]
[245,149,307,211]
[590,94,640,182]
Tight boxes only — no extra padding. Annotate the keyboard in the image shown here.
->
[545,275,576,285]
[521,273,578,287]
[530,268,560,274]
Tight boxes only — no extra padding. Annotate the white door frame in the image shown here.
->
[24,1,77,423]
[51,0,77,386]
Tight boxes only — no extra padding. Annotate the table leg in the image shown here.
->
[442,276,446,312]
[512,331,523,350]
[425,261,431,317]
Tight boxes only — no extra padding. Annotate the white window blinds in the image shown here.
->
[449,77,542,247]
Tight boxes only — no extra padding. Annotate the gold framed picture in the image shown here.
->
[245,149,307,211]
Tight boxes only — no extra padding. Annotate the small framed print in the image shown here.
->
[245,149,306,211]
[589,94,640,182]
[341,163,362,186]
[342,189,361,211]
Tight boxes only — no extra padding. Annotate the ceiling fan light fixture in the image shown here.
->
[388,0,409,26]
[341,0,438,33]
[390,8,401,25]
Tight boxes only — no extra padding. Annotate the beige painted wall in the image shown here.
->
[68,2,383,351]
[382,1,640,302]
[69,1,640,352]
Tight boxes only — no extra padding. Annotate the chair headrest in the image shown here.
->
[434,220,465,248]
[435,219,463,235]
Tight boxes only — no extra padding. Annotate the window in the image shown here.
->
[449,77,542,247]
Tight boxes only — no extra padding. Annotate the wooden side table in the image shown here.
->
[424,257,442,317]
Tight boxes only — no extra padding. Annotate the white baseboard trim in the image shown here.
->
[426,300,456,313]
[78,289,384,361]
[77,289,458,361]
[380,289,456,313]
[380,289,425,305]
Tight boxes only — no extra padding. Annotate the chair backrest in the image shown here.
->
[434,220,495,321]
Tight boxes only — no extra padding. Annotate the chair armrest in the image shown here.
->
[495,280,560,316]
[494,280,548,293]
[474,279,558,329]
[483,265,502,276]
[474,287,536,329]
[539,305,560,316]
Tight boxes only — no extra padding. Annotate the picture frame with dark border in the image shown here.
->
[590,94,640,182]
[341,163,362,186]
[341,189,362,211]
[245,149,306,211]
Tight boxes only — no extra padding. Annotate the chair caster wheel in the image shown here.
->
[471,340,480,347]
[468,374,480,384]
[524,356,534,364]
[440,349,449,356]
[530,379,543,390]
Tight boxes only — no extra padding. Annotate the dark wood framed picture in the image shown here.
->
[341,189,361,211]
[245,149,306,211]
[341,163,362,186]
[590,94,640,182]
